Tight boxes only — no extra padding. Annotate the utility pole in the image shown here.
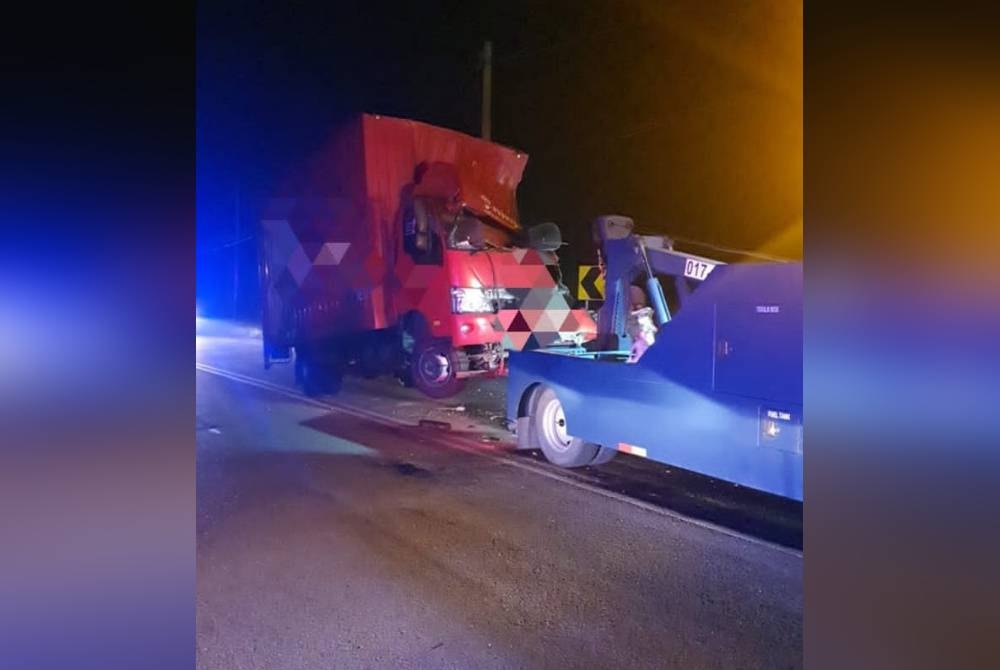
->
[481,40,492,141]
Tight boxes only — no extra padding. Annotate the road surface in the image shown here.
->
[196,319,802,669]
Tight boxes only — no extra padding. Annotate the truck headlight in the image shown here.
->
[451,287,495,314]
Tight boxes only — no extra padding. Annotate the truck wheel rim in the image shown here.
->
[418,350,451,384]
[540,395,573,452]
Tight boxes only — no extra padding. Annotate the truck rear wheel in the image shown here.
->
[411,339,465,398]
[531,386,603,467]
[295,349,342,397]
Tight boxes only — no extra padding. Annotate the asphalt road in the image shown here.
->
[196,319,802,669]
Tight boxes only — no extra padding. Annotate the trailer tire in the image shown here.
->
[531,386,602,468]
[411,339,465,399]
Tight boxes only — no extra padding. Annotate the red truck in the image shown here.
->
[259,113,596,397]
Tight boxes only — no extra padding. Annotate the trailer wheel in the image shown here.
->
[531,386,602,467]
[411,339,465,398]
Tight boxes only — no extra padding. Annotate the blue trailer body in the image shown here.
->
[506,261,803,501]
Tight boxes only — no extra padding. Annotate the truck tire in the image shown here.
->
[295,349,342,397]
[531,386,602,468]
[295,352,325,397]
[588,446,618,466]
[411,339,465,399]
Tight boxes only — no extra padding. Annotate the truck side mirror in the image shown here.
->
[528,222,563,251]
[412,198,433,251]
[403,198,442,264]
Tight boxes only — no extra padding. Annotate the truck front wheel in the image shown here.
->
[531,386,607,467]
[411,339,465,398]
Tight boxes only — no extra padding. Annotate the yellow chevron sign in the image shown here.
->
[577,265,605,300]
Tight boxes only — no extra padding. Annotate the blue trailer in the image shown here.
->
[506,216,802,501]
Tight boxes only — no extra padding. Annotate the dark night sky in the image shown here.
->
[197,0,801,312]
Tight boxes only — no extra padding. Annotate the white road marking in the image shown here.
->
[196,362,802,558]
